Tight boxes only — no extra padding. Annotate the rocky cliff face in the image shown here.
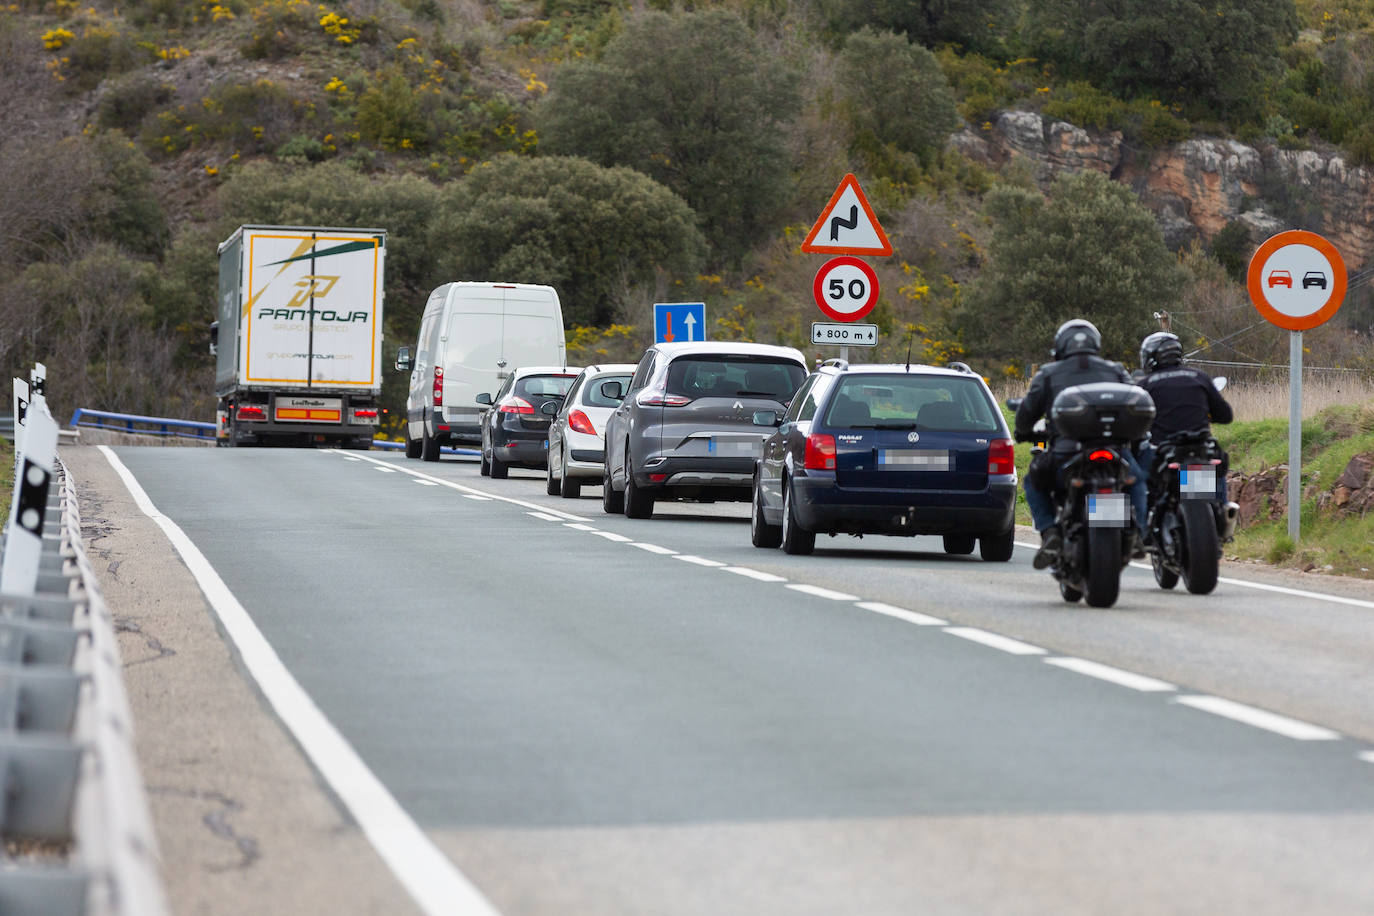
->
[951,110,1374,267]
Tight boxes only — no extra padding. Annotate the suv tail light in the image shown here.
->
[636,385,692,407]
[987,438,1015,475]
[568,409,595,434]
[498,396,535,415]
[804,434,836,470]
[432,366,443,408]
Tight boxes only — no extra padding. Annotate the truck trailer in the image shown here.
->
[214,225,386,448]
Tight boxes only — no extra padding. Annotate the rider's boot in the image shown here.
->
[1033,525,1062,570]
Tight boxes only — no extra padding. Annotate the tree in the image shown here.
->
[816,0,1017,55]
[956,170,1186,367]
[1026,0,1298,119]
[537,9,799,264]
[430,155,707,327]
[837,29,961,164]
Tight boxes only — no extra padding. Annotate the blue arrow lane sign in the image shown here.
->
[654,302,706,343]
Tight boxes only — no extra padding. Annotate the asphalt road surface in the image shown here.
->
[66,443,1374,916]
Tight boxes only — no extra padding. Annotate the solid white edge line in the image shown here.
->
[335,451,589,522]
[944,626,1046,656]
[855,601,946,626]
[97,446,501,916]
[630,543,677,555]
[1173,695,1340,741]
[673,555,726,567]
[786,583,859,601]
[1016,538,1374,611]
[722,567,787,583]
[1043,657,1176,692]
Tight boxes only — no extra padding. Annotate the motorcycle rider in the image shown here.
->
[1014,319,1151,569]
[1135,331,1234,503]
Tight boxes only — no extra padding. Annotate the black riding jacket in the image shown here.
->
[1140,363,1233,442]
[1014,353,1132,451]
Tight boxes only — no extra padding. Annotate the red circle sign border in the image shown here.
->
[1246,230,1347,331]
[812,256,880,322]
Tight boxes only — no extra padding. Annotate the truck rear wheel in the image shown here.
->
[405,430,421,458]
[421,427,439,462]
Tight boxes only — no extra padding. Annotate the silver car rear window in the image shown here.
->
[665,356,805,401]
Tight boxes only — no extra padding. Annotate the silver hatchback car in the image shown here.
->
[602,341,809,518]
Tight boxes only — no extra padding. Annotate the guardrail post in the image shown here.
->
[12,377,28,460]
[1,403,57,597]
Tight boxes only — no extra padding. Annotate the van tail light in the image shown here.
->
[498,396,535,415]
[1088,449,1116,463]
[804,434,837,470]
[987,438,1015,475]
[236,405,266,421]
[568,409,596,435]
[432,366,443,408]
[636,385,691,407]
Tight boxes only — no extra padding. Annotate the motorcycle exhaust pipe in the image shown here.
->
[1220,501,1239,541]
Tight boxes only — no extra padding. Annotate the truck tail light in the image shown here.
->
[568,409,595,434]
[498,396,535,415]
[353,409,378,419]
[236,405,266,421]
[804,434,836,470]
[987,438,1015,475]
[432,366,443,408]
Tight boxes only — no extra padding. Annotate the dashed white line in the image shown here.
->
[631,542,678,555]
[1359,751,1374,765]
[855,601,946,626]
[1044,657,1176,692]
[944,627,1046,656]
[342,456,362,462]
[592,531,632,543]
[787,584,859,601]
[723,567,787,583]
[564,523,598,531]
[674,555,727,567]
[527,512,561,521]
[463,494,493,501]
[374,466,396,473]
[1173,695,1340,740]
[413,480,438,486]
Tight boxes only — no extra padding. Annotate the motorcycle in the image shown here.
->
[1144,429,1240,595]
[1010,382,1156,608]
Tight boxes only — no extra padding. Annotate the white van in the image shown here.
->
[396,282,566,460]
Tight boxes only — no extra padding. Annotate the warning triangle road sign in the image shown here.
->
[800,173,893,256]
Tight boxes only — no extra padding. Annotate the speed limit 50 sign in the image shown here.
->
[812,256,879,322]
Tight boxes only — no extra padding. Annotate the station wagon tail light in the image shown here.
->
[568,409,596,434]
[236,405,266,421]
[432,366,443,407]
[988,438,1015,475]
[804,433,837,470]
[636,385,691,407]
[498,396,535,414]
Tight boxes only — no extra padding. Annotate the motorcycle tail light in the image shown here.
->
[1088,449,1115,462]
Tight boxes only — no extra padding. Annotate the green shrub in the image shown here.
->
[97,73,174,131]
[355,72,431,151]
[275,135,330,162]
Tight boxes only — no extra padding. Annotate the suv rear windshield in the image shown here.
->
[665,356,805,402]
[824,374,1000,432]
[516,374,576,401]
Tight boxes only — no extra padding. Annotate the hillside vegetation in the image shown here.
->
[3,0,1374,435]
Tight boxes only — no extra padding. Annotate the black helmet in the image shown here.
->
[1053,319,1101,360]
[1140,331,1183,372]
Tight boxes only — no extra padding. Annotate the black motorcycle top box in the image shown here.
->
[1050,382,1155,442]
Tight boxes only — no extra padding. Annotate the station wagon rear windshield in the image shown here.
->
[824,374,1000,432]
[665,356,805,402]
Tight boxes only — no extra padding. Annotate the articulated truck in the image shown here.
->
[214,225,386,448]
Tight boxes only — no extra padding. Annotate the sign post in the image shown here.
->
[1246,230,1348,542]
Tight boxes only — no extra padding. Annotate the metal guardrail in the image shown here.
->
[68,409,216,441]
[0,461,169,916]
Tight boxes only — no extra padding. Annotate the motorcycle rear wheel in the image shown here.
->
[1084,525,1122,608]
[1180,500,1220,595]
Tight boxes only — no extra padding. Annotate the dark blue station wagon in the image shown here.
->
[750,360,1018,558]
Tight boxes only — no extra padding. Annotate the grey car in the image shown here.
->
[602,341,809,519]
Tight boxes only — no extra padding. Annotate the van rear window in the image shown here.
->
[665,356,805,402]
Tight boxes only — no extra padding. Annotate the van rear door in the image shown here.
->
[502,286,565,370]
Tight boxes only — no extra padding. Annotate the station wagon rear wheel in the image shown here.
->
[751,474,781,548]
[780,479,815,555]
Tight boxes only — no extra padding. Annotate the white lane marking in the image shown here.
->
[343,456,362,462]
[592,531,632,543]
[723,567,787,583]
[332,451,589,522]
[527,512,561,521]
[630,542,677,555]
[564,523,598,531]
[674,555,727,567]
[1044,657,1176,692]
[414,480,438,487]
[464,494,492,501]
[944,627,1047,656]
[787,583,859,601]
[97,446,501,916]
[1173,695,1340,741]
[855,601,946,626]
[1359,751,1374,765]
[374,467,396,473]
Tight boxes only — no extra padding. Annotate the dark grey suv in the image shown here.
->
[602,342,809,518]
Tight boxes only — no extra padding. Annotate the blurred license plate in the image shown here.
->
[878,449,949,470]
[1088,492,1128,526]
[707,438,759,456]
[1180,465,1215,498]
